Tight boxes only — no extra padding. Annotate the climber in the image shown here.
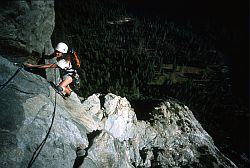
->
[24,42,77,97]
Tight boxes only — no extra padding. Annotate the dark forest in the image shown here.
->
[52,0,249,167]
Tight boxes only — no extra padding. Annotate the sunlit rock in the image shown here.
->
[104,94,137,141]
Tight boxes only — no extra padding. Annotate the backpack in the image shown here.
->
[69,48,81,90]
[70,48,81,69]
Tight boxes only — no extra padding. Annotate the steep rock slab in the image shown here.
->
[0,56,99,168]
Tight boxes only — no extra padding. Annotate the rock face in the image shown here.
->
[0,55,237,168]
[0,1,54,55]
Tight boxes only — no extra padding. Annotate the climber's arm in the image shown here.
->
[24,63,58,69]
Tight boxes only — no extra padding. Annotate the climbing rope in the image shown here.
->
[27,68,58,168]
[0,63,24,91]
[1,62,59,167]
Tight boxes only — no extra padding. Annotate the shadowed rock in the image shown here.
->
[0,1,54,55]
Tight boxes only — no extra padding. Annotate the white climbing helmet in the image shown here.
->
[55,42,68,53]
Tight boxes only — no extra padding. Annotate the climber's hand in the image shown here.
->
[23,63,31,67]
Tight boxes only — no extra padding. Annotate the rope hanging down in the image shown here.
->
[27,68,58,168]
[0,63,58,167]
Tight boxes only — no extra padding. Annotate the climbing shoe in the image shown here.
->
[76,147,85,157]
[56,86,66,98]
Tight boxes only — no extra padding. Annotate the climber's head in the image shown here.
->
[55,42,68,57]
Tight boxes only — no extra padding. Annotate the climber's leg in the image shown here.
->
[59,76,73,95]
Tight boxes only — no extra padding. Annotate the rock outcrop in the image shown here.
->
[0,1,54,55]
[0,55,237,168]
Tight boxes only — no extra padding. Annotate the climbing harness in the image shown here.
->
[73,73,80,90]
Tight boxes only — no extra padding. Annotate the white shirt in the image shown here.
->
[56,59,72,70]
